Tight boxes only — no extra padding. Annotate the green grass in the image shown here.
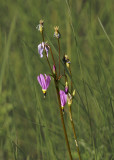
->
[0,0,114,159]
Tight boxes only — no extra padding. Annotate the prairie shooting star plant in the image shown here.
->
[37,74,51,98]
[38,42,49,58]
[35,19,82,160]
[60,90,67,113]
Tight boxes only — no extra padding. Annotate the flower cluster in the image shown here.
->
[35,19,82,160]
[36,19,75,111]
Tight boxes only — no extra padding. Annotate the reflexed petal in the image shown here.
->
[45,46,49,57]
[38,42,49,58]
[41,42,45,48]
[37,74,51,91]
[37,74,45,89]
[60,90,67,107]
[45,75,51,89]
[38,44,43,58]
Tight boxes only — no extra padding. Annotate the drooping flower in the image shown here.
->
[62,55,71,68]
[36,19,44,33]
[67,93,72,107]
[38,42,49,58]
[37,74,51,97]
[60,90,67,113]
[54,26,61,39]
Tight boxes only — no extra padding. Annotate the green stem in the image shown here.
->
[42,30,45,42]
[69,105,82,160]
[69,66,73,94]
[58,38,60,77]
[49,47,56,66]
[41,31,53,74]
[64,69,68,83]
[54,79,73,160]
[68,65,81,159]
[49,47,58,77]
[45,52,53,74]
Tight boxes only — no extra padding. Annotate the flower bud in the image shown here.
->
[67,93,72,107]
[65,81,69,94]
[72,89,76,96]
[53,65,56,74]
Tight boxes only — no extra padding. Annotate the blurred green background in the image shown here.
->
[0,0,114,159]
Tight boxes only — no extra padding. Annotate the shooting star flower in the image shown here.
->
[54,26,61,39]
[38,42,49,58]
[60,90,67,113]
[37,74,51,98]
[62,55,71,68]
[36,19,44,33]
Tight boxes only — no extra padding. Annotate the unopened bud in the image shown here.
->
[53,65,56,74]
[72,89,76,96]
[65,81,69,94]
[67,93,72,106]
[66,63,70,68]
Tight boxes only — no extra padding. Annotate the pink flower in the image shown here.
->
[38,42,49,58]
[60,90,67,112]
[37,74,51,97]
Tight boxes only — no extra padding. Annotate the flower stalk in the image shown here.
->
[54,26,61,77]
[58,38,61,77]
[36,20,82,160]
[68,62,81,160]
[69,66,73,93]
[41,29,53,74]
[63,54,81,160]
[54,79,73,160]
[69,104,82,160]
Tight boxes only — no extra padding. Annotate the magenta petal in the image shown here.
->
[38,42,49,58]
[37,74,45,89]
[65,86,68,94]
[60,90,67,107]
[45,75,51,90]
[37,74,51,91]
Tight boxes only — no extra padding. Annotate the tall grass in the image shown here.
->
[0,0,114,159]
